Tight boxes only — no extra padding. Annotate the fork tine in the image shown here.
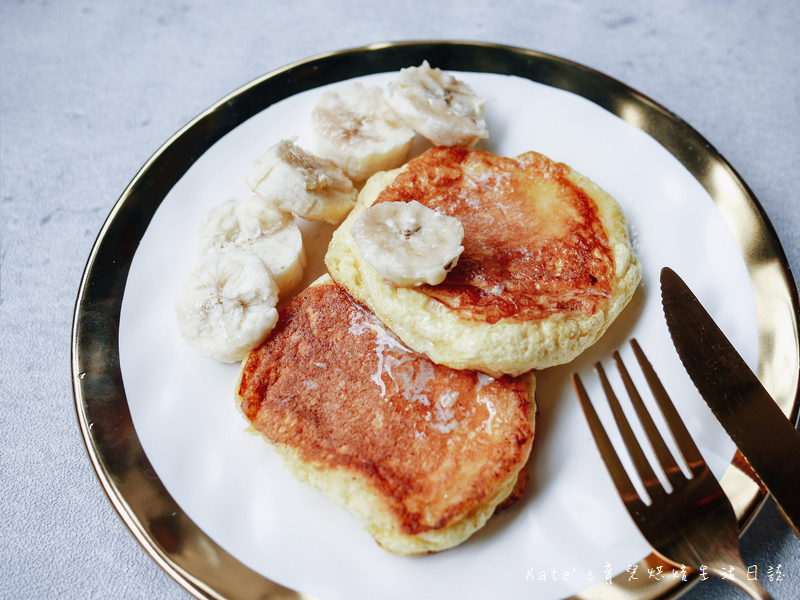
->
[613,348,685,490]
[595,361,662,500]
[630,339,705,476]
[572,373,641,505]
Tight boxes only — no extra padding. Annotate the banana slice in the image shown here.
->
[386,61,488,148]
[246,139,357,224]
[310,81,415,182]
[352,200,464,287]
[175,246,279,363]
[197,195,306,298]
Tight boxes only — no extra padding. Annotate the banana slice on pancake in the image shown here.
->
[311,81,415,182]
[197,195,306,298]
[386,61,488,148]
[175,246,279,363]
[352,200,464,287]
[246,139,357,224]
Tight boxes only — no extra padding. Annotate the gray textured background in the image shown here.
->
[1,1,798,598]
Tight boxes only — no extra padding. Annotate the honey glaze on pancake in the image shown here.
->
[375,146,614,324]
[238,281,533,535]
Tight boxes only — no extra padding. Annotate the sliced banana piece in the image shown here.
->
[311,81,415,182]
[386,61,488,148]
[197,195,306,298]
[352,200,464,287]
[175,246,279,363]
[246,139,357,224]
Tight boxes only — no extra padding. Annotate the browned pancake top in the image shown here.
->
[238,281,533,535]
[375,146,615,324]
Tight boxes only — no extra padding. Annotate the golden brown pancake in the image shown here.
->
[326,146,641,376]
[237,276,535,555]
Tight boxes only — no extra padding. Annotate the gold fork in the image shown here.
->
[572,339,775,599]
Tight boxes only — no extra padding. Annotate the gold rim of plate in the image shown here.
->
[70,40,800,600]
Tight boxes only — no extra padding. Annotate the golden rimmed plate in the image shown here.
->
[72,41,799,600]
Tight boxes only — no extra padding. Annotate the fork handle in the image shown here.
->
[709,565,775,600]
[729,576,775,600]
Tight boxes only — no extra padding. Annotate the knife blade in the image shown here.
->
[660,266,800,538]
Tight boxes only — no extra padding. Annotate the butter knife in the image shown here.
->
[661,266,800,538]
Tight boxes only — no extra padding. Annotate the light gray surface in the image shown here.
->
[1,1,798,599]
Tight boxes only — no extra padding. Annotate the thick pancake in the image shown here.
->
[237,276,535,555]
[325,146,642,376]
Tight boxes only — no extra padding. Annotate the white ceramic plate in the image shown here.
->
[74,42,798,600]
